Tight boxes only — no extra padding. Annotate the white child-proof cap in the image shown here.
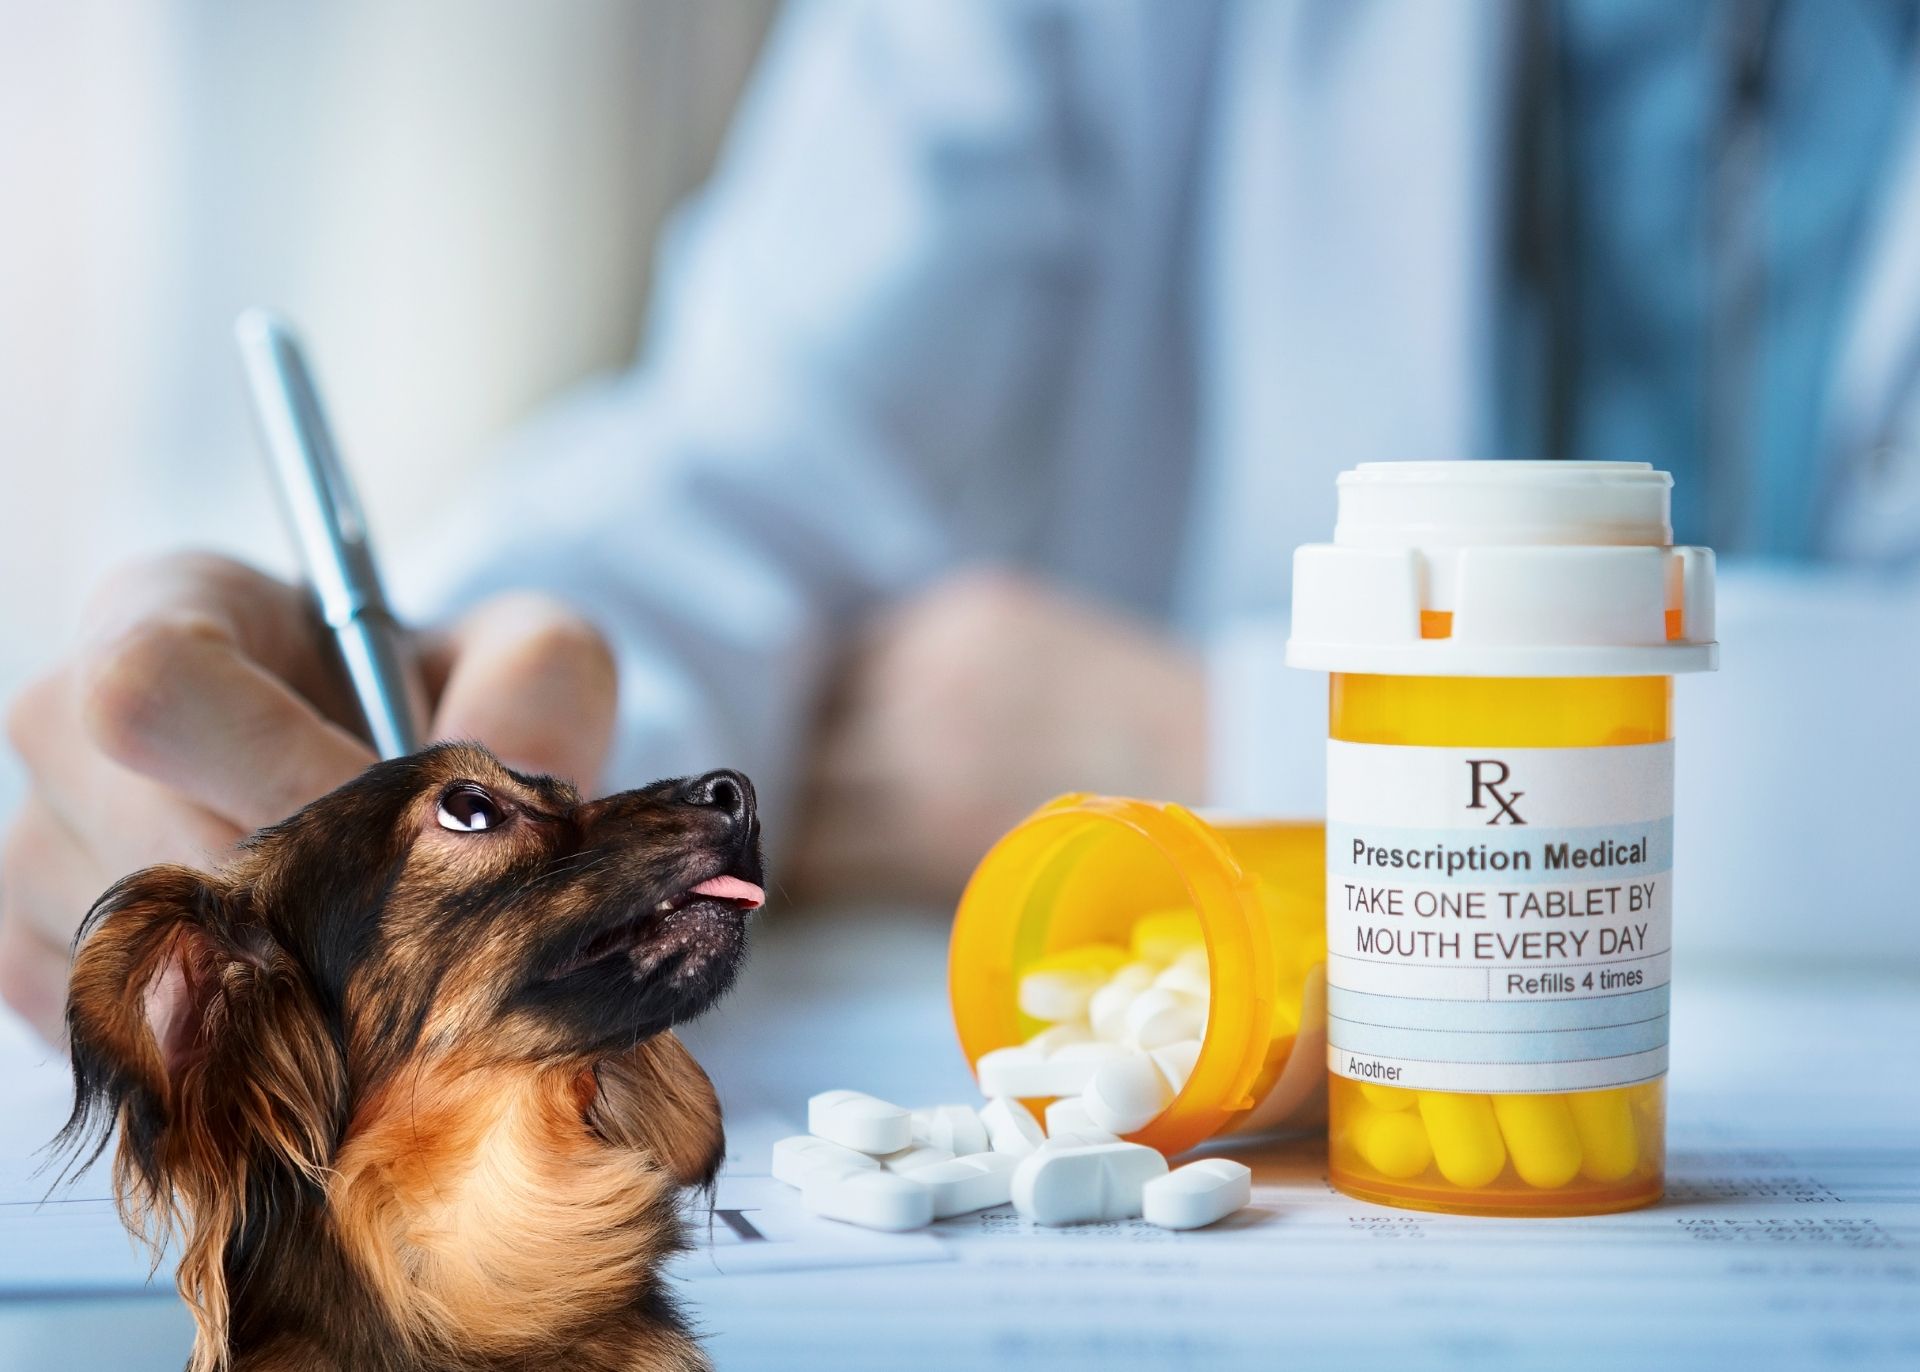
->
[1286,461,1717,676]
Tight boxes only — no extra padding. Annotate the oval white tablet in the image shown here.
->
[979,1096,1046,1157]
[808,1089,912,1155]
[1124,988,1206,1050]
[976,1046,1101,1098]
[1043,1096,1119,1143]
[1148,1038,1203,1094]
[878,1142,955,1175]
[772,1134,881,1189]
[802,1168,935,1232]
[913,1151,1020,1219]
[1017,968,1104,1023]
[1088,982,1137,1041]
[1010,1142,1169,1225]
[911,1104,990,1157]
[1142,1158,1252,1230]
[1081,1054,1173,1134]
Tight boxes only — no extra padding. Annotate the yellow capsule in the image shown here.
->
[1416,1092,1507,1188]
[1359,1082,1415,1112]
[1567,1089,1640,1182]
[1491,1094,1582,1189]
[1349,1107,1432,1179]
[1130,909,1204,965]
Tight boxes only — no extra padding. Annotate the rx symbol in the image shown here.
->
[1466,759,1526,826]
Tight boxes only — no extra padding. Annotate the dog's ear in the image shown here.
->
[587,1032,725,1189]
[60,863,344,1370]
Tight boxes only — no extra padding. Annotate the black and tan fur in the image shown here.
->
[57,743,762,1372]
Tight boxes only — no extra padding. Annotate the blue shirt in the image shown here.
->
[1522,0,1918,553]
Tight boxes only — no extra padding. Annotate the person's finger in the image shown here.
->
[426,594,618,790]
[77,552,362,727]
[71,611,375,831]
[9,670,248,873]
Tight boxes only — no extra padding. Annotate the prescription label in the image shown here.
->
[1324,741,1674,1093]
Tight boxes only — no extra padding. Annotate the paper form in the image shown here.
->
[2,967,1915,1369]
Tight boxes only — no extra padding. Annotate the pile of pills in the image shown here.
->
[770,910,1255,1232]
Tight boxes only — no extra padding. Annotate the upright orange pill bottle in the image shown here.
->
[1288,461,1717,1216]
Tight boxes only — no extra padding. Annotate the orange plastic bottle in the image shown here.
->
[1289,462,1717,1216]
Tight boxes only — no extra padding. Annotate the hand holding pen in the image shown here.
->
[0,315,617,1042]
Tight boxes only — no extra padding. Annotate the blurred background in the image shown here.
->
[0,0,777,817]
[2,0,1916,977]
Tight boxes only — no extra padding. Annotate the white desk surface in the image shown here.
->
[2,906,1916,1371]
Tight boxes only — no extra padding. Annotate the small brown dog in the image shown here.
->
[58,743,762,1372]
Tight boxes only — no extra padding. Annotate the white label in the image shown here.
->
[1325,740,1674,1094]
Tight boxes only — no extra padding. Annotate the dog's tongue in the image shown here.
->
[691,875,764,909]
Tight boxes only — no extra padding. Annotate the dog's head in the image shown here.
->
[59,743,760,1361]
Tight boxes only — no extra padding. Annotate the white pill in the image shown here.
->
[1142,1158,1252,1230]
[1051,1041,1134,1067]
[1081,1054,1173,1134]
[1037,1128,1119,1154]
[1017,969,1104,1022]
[1110,960,1160,992]
[1010,1142,1169,1225]
[1087,982,1138,1041]
[975,1046,1100,1098]
[1124,988,1206,1049]
[771,1134,880,1189]
[802,1168,934,1232]
[1023,1023,1093,1056]
[913,1151,1020,1219]
[980,1096,1046,1157]
[1152,960,1211,999]
[878,1142,955,1175]
[1148,1038,1203,1094]
[1044,1096,1119,1143]
[911,1104,990,1157]
[808,1089,912,1155]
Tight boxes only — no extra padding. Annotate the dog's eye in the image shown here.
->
[437,784,504,833]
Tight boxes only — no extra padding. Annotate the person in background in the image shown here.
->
[5,0,1918,1041]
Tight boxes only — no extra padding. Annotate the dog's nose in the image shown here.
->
[680,769,756,833]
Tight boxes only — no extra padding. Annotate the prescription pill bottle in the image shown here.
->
[949,798,1329,1157]
[1288,461,1716,1216]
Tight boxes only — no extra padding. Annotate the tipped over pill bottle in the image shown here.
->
[949,800,1329,1157]
[1288,461,1717,1216]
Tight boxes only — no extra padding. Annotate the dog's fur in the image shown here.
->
[57,743,762,1372]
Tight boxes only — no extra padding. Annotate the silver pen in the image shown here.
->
[235,308,427,760]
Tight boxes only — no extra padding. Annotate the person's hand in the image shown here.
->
[789,569,1206,903]
[0,552,617,1042]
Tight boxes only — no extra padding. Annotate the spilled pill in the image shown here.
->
[772,1134,879,1189]
[802,1168,934,1232]
[1044,1096,1120,1143]
[1142,1159,1251,1230]
[913,1152,1020,1219]
[1011,1142,1169,1225]
[912,1104,990,1157]
[878,1142,956,1175]
[980,1096,1046,1156]
[808,1089,912,1155]
[975,1045,1100,1098]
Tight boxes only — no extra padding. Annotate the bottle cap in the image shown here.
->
[1287,461,1717,676]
